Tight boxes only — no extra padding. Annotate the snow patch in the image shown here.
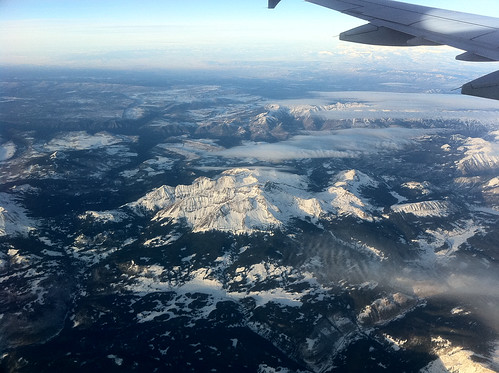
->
[143,234,181,248]
[391,200,452,217]
[401,181,431,195]
[420,337,496,373]
[44,131,136,152]
[125,260,316,324]
[450,307,470,316]
[122,107,145,120]
[441,144,451,152]
[425,219,484,260]
[0,141,16,162]
[258,365,293,373]
[0,193,37,237]
[383,333,407,351]
[107,355,123,366]
[79,210,126,223]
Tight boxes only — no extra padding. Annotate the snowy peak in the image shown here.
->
[456,132,499,174]
[332,169,378,190]
[249,105,298,140]
[252,104,284,126]
[324,169,379,221]
[129,185,176,214]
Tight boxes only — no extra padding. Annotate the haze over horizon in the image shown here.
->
[1,0,498,82]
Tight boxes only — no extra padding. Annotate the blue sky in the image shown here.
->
[1,0,498,71]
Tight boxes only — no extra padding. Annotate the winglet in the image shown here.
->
[268,0,281,9]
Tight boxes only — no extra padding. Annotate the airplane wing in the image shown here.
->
[269,0,499,100]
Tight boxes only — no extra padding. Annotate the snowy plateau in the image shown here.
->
[0,71,498,373]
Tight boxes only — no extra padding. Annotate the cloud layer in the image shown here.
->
[219,127,426,161]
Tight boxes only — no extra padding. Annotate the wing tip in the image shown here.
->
[268,0,282,9]
[461,70,499,100]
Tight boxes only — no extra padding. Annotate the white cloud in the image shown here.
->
[218,127,426,161]
[281,91,499,122]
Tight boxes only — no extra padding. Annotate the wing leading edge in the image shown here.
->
[269,0,499,100]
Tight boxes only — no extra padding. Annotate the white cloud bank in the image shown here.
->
[277,91,499,122]
[218,127,427,161]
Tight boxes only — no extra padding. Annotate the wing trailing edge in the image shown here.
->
[340,24,440,46]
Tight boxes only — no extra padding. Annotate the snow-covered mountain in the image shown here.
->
[125,168,380,233]
[456,131,499,174]
[325,169,379,221]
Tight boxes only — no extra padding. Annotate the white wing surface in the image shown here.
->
[269,0,499,100]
